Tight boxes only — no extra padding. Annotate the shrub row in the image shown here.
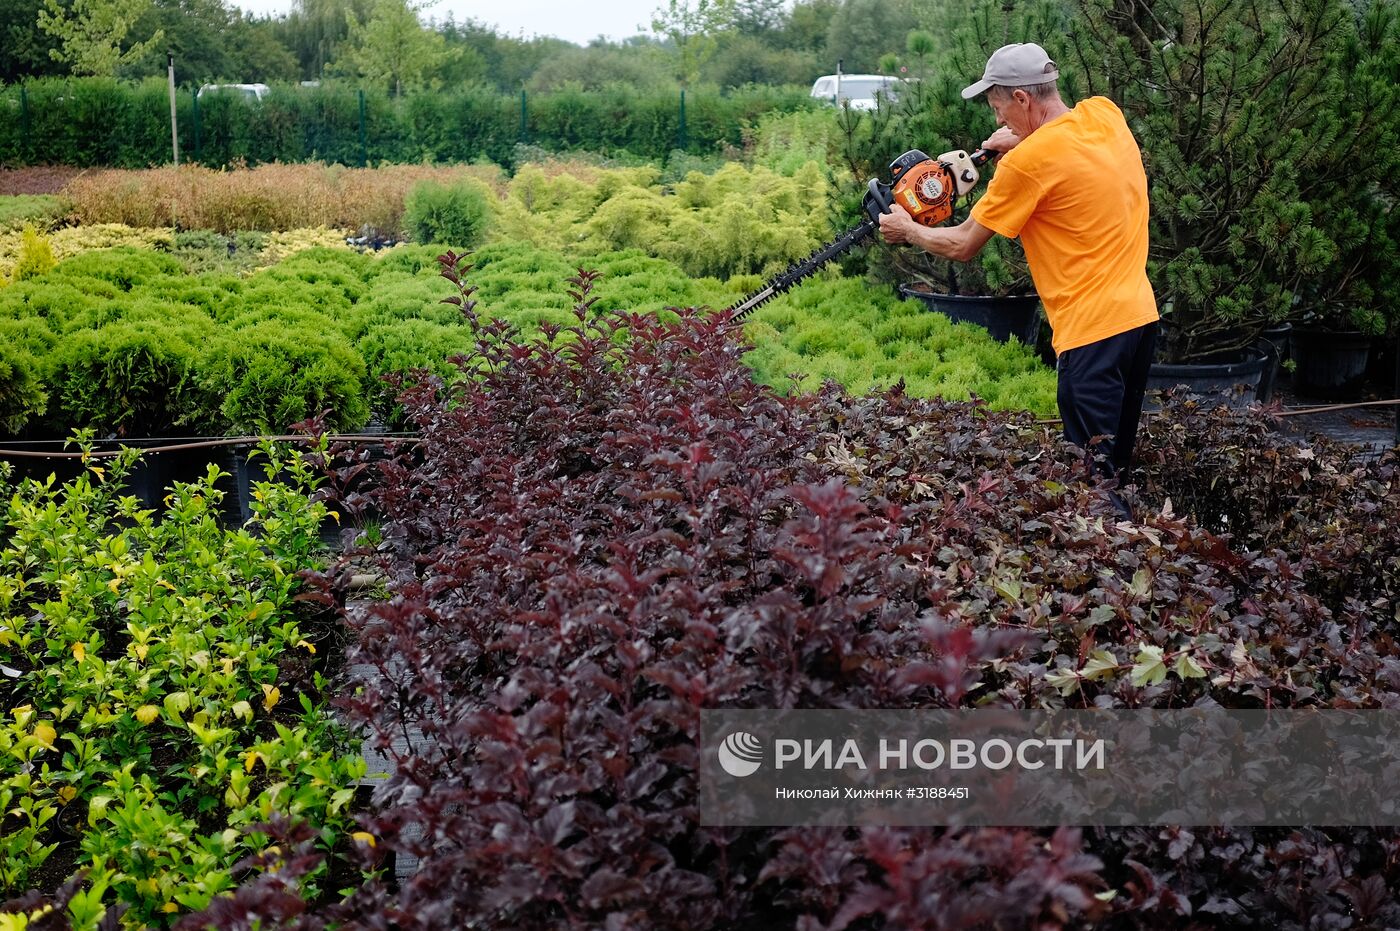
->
[495,160,833,281]
[58,158,840,281]
[0,224,351,285]
[1,240,1058,439]
[167,260,1399,928]
[0,79,816,170]
[59,163,503,236]
[0,194,65,231]
[0,438,366,926]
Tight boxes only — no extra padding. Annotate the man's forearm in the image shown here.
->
[910,224,977,263]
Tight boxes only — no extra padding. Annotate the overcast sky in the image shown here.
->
[229,0,662,46]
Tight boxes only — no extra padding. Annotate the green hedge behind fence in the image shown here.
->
[0,78,817,170]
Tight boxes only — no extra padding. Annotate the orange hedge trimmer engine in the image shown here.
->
[727,147,996,321]
[876,147,995,228]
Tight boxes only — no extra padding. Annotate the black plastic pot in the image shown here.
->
[898,286,1042,346]
[1146,346,1269,408]
[0,439,237,514]
[1291,328,1373,400]
[1254,322,1293,405]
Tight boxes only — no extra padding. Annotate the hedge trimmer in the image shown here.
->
[725,148,997,322]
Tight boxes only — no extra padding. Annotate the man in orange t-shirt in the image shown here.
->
[880,43,1159,507]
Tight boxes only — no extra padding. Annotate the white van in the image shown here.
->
[197,83,270,103]
[809,74,900,110]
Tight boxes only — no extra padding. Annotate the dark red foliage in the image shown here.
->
[190,252,1400,929]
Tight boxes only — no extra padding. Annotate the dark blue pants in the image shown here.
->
[1056,321,1158,478]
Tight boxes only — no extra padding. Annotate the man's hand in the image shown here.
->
[981,127,1022,153]
[879,203,919,244]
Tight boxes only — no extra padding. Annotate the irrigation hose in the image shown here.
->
[0,399,1396,460]
[0,434,422,460]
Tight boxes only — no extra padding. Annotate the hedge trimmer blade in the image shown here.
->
[726,219,878,323]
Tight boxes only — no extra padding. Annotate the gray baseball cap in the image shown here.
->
[961,43,1060,99]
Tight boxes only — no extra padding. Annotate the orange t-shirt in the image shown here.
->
[970,96,1158,354]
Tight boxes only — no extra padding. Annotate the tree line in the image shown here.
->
[0,0,936,92]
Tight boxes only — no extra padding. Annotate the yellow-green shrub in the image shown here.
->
[4,226,57,285]
[0,225,172,282]
[491,161,832,280]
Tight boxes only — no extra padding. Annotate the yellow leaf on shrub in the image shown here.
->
[134,643,149,661]
[296,639,316,655]
[71,642,85,662]
[162,903,178,914]
[244,750,262,773]
[232,700,253,722]
[32,721,56,749]
[135,705,160,725]
[261,684,280,711]
[1174,653,1207,679]
[87,794,112,826]
[57,786,77,804]
[351,831,376,847]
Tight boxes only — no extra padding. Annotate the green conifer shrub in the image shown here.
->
[206,324,369,434]
[403,177,494,250]
[7,226,56,284]
[46,317,220,436]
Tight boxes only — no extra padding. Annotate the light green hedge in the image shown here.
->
[0,240,1056,438]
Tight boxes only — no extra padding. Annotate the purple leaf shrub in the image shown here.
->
[184,253,1400,929]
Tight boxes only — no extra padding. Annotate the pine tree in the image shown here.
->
[1066,0,1400,360]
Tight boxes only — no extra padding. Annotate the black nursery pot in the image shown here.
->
[1290,328,1373,401]
[1,438,239,516]
[1146,346,1269,408]
[1254,322,1293,405]
[898,285,1043,346]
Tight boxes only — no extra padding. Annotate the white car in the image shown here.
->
[809,74,900,111]
[197,83,270,103]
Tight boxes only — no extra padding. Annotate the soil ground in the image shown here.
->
[1273,378,1399,459]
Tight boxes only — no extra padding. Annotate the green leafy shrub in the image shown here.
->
[48,247,185,293]
[371,243,448,276]
[403,178,494,249]
[356,271,461,326]
[743,274,1057,414]
[0,279,100,330]
[748,109,836,176]
[0,437,365,924]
